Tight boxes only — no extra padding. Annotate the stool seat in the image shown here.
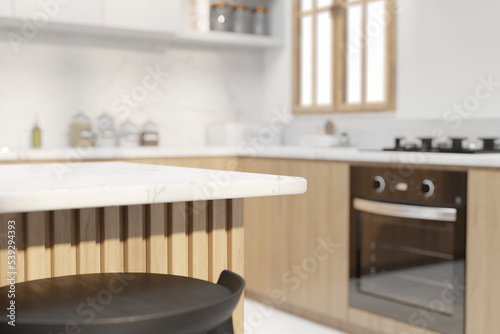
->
[0,271,244,334]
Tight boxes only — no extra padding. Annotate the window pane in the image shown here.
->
[366,1,386,103]
[346,5,363,104]
[317,0,332,8]
[301,0,313,11]
[300,16,313,106]
[316,11,333,105]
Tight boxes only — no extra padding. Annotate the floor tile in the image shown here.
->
[244,299,347,334]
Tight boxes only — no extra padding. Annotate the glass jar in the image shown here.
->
[96,112,116,147]
[117,121,140,147]
[70,112,93,147]
[140,120,159,146]
[252,6,268,35]
[210,2,232,32]
[232,4,250,34]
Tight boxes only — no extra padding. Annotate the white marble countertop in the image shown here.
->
[0,162,307,214]
[2,146,500,168]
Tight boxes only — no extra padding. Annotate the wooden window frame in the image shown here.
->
[292,0,397,114]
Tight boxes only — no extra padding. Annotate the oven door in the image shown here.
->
[349,198,465,334]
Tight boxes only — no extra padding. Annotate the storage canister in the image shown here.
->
[252,6,268,35]
[232,4,251,34]
[210,2,232,32]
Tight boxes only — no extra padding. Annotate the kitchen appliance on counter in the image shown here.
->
[350,166,466,334]
[384,137,499,153]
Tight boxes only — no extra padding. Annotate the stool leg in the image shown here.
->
[207,317,234,334]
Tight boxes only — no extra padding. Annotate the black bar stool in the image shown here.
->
[0,270,244,334]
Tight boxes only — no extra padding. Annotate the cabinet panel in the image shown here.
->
[243,158,350,322]
[0,0,12,17]
[14,0,102,26]
[104,0,180,33]
[466,170,500,334]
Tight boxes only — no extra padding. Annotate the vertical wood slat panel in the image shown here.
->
[77,208,101,274]
[147,204,167,274]
[101,207,123,273]
[228,199,245,334]
[0,215,8,286]
[26,212,51,281]
[16,214,26,284]
[189,201,208,280]
[124,205,146,273]
[168,203,188,276]
[52,210,77,277]
[209,200,228,283]
[1,200,245,334]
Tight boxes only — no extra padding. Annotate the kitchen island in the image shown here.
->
[0,161,307,334]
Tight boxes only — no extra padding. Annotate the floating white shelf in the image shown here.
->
[173,30,284,49]
[0,17,283,50]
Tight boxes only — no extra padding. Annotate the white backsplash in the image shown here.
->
[0,34,263,149]
[283,113,500,149]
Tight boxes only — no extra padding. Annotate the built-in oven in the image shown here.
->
[349,167,466,334]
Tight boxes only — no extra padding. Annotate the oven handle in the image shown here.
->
[353,198,458,222]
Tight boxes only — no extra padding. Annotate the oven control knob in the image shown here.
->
[373,176,386,193]
[420,179,435,197]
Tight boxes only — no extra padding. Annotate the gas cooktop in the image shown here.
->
[384,137,500,154]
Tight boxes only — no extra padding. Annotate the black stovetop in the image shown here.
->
[384,137,500,154]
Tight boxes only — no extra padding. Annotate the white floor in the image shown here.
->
[244,299,346,334]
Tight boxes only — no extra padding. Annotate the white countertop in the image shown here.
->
[251,146,500,168]
[1,146,500,168]
[0,162,307,214]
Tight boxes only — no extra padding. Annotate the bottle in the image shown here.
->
[32,115,42,148]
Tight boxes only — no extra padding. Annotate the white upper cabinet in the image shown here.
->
[0,1,12,17]
[13,0,103,26]
[103,0,181,33]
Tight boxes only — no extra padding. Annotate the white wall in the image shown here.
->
[285,0,500,147]
[0,34,263,149]
[397,0,500,119]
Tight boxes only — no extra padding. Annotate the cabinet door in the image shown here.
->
[466,170,500,334]
[14,0,102,26]
[103,0,181,33]
[243,159,350,322]
[0,1,12,17]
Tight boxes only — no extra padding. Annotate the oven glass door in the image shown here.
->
[352,198,465,332]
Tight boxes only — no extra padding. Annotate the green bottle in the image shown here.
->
[32,116,41,148]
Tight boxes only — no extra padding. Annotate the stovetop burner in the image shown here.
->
[384,137,500,154]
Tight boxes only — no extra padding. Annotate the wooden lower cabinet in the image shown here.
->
[465,169,500,334]
[241,159,351,329]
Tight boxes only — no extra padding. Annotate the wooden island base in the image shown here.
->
[0,199,244,334]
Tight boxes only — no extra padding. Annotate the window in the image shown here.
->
[293,0,397,114]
